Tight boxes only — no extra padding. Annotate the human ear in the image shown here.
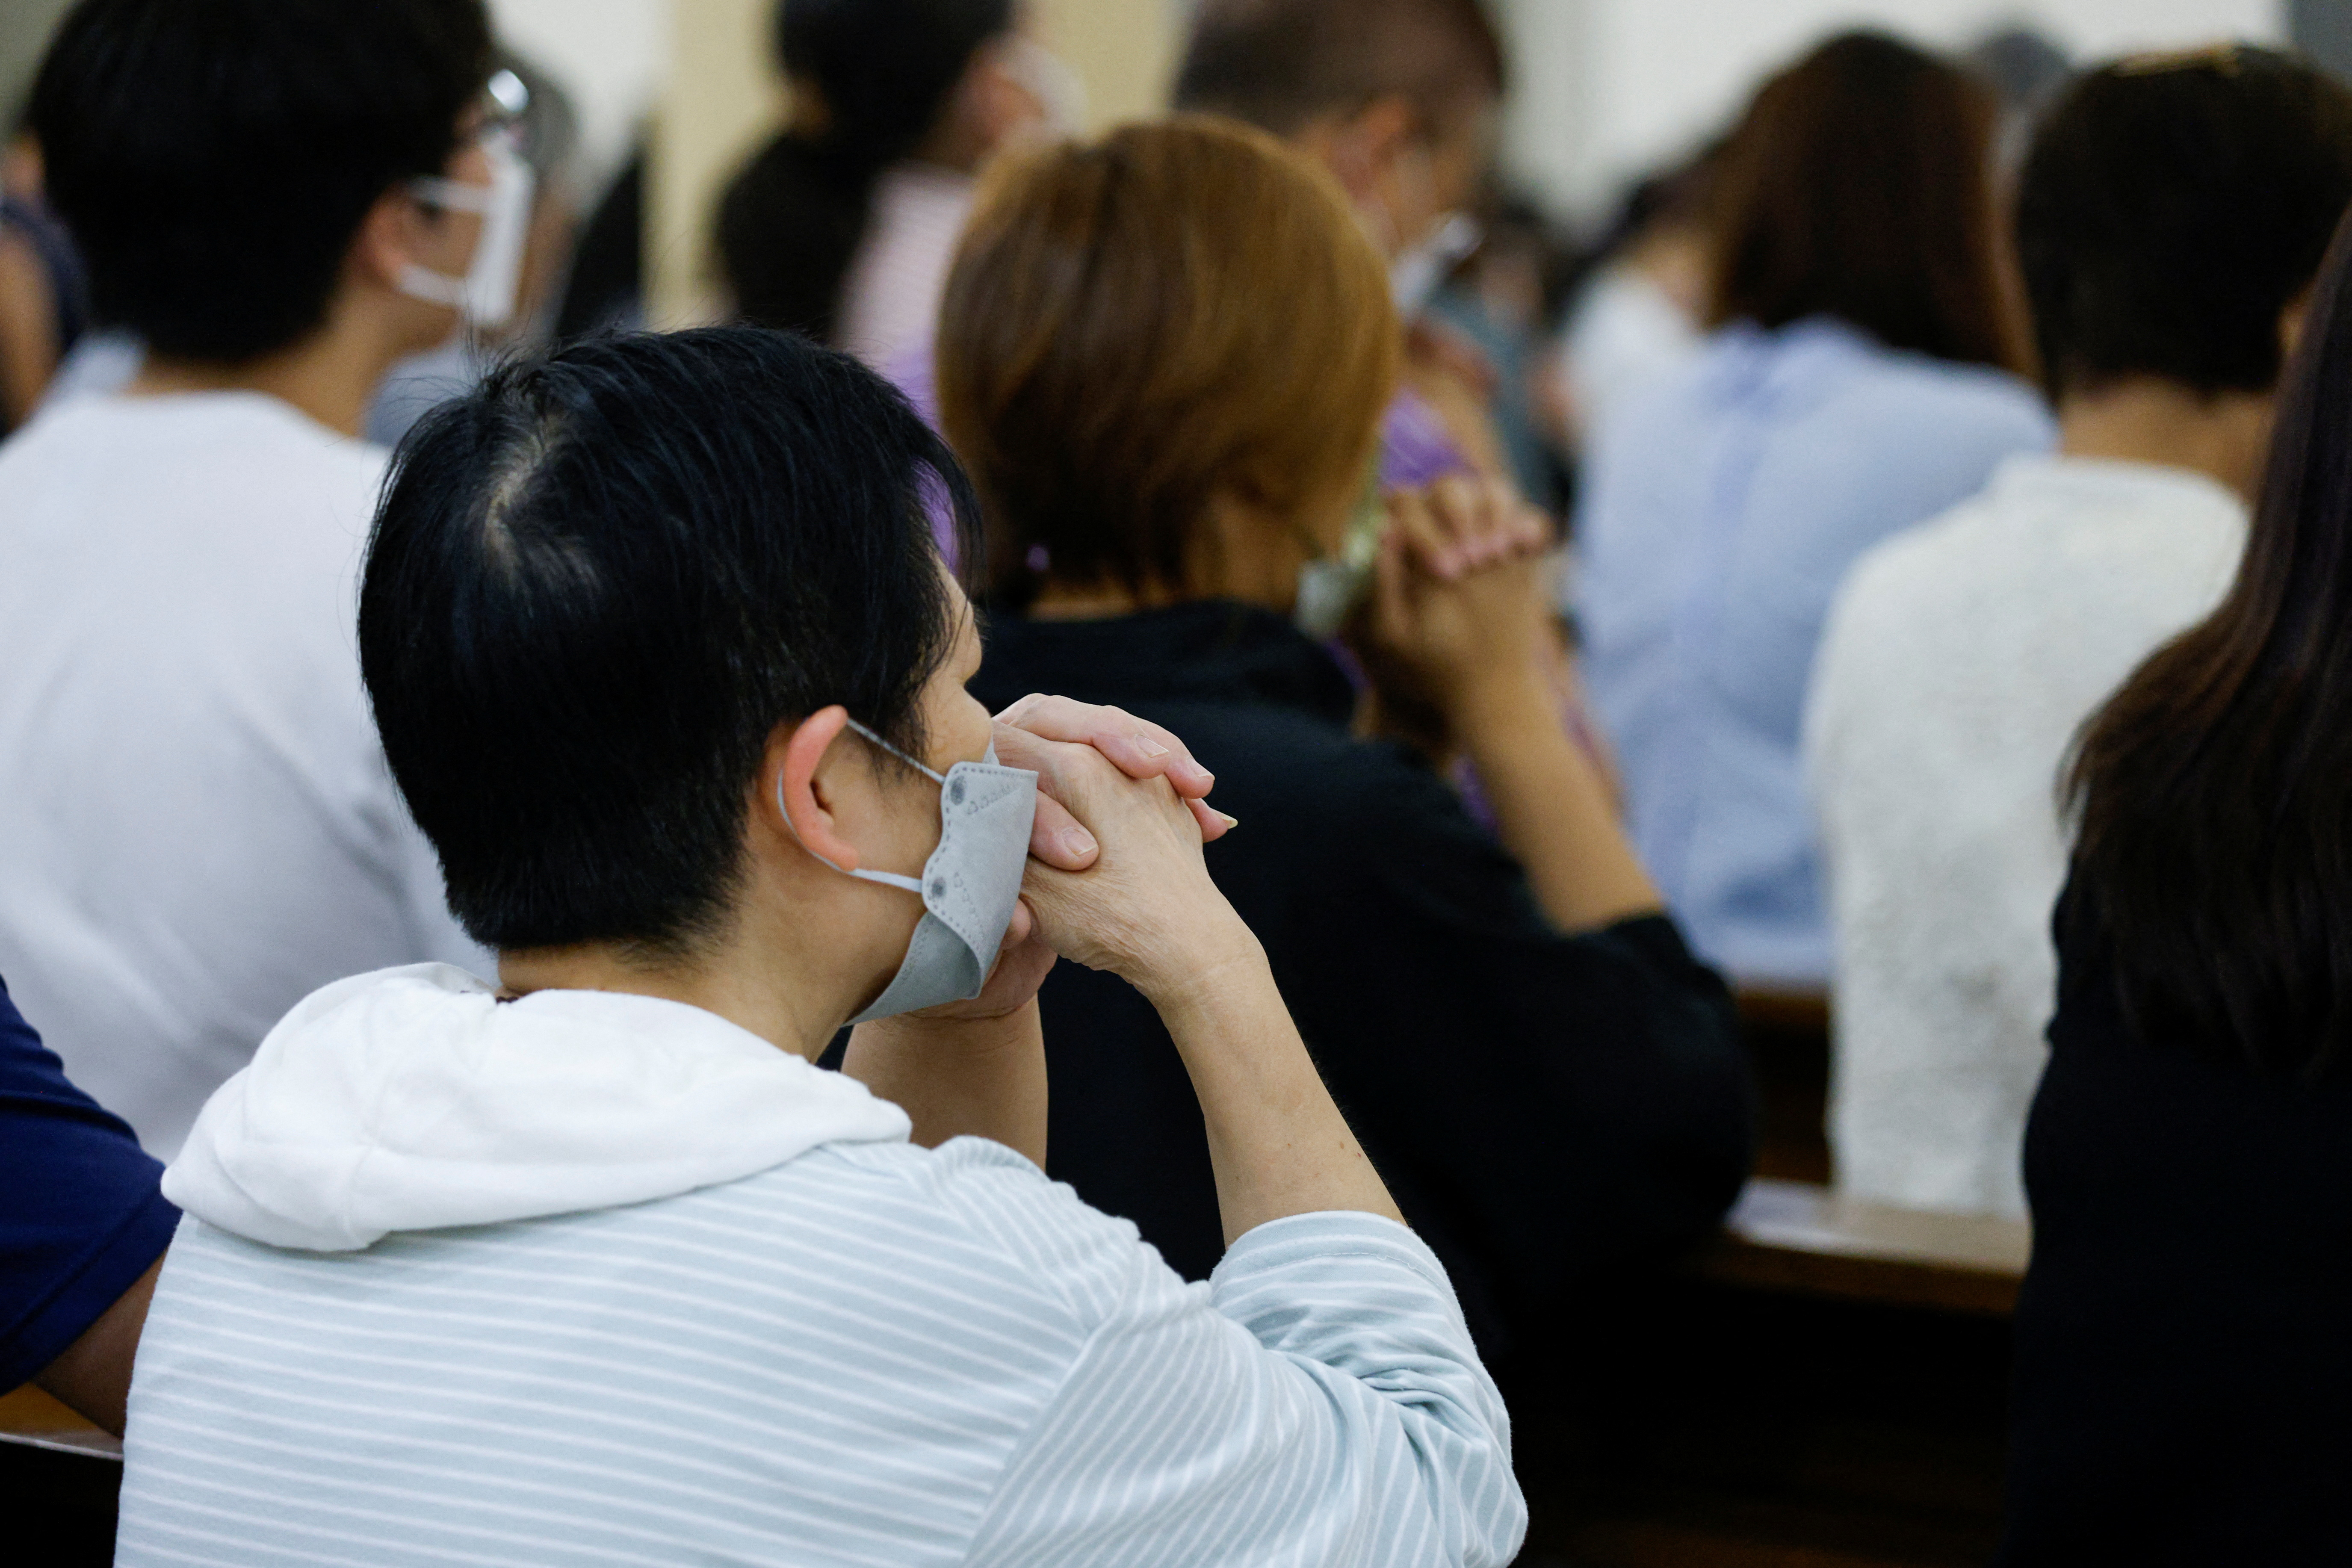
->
[346,188,431,293]
[771,705,863,871]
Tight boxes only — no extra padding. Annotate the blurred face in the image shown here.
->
[1332,93,1497,260]
[1392,97,1498,250]
[937,10,1083,170]
[411,133,493,279]
[375,115,493,352]
[390,80,537,349]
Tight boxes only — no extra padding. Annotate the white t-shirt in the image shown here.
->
[1805,454,2245,1217]
[0,392,482,1158]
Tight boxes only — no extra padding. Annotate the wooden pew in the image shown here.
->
[1698,1176,2031,1316]
[1536,974,2036,1568]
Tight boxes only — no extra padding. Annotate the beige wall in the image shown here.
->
[0,0,75,130]
[1492,0,2286,220]
[647,0,1179,325]
[1034,0,1182,135]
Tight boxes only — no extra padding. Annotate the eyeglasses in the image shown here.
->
[481,68,530,133]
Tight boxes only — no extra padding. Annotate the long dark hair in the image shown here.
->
[1706,31,2026,374]
[716,0,1012,340]
[2065,205,2352,1078]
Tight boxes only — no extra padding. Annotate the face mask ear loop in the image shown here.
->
[841,719,947,785]
[774,718,939,895]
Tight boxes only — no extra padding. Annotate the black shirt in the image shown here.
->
[1998,881,2352,1565]
[975,601,1755,1358]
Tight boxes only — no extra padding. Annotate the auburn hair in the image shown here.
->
[935,115,1400,601]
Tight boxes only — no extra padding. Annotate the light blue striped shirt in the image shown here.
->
[118,1137,1524,1565]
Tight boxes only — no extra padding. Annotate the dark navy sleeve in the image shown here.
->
[0,974,179,1389]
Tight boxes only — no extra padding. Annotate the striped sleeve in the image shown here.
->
[942,1158,1525,1568]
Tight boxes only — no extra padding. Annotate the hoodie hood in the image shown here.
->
[165,964,912,1252]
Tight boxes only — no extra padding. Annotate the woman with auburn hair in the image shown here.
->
[1998,205,2352,1563]
[943,117,1754,1380]
[1572,30,2054,988]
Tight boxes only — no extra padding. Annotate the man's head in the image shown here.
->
[2017,47,2352,403]
[1173,0,1504,260]
[361,329,985,960]
[30,0,492,364]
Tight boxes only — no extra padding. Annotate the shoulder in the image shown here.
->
[241,403,392,526]
[1838,346,2051,447]
[812,1136,1193,1336]
[1827,487,2007,644]
[1584,338,1724,460]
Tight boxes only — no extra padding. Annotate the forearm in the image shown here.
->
[35,1255,162,1437]
[1458,670,1660,933]
[840,1001,1048,1165]
[1143,934,1403,1244]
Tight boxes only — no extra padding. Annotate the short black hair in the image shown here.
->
[30,0,491,362]
[2018,47,2352,399]
[1174,0,1506,137]
[360,328,981,955]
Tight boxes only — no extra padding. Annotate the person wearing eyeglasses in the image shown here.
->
[0,0,520,1158]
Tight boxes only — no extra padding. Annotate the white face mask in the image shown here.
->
[996,35,1087,139]
[399,127,536,331]
[782,719,1040,1023]
[1389,210,1483,317]
[1294,461,1389,640]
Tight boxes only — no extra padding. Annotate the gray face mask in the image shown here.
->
[781,720,1040,1023]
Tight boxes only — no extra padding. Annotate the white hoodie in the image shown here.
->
[163,963,911,1250]
[119,965,1525,1567]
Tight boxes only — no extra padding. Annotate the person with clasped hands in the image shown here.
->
[949,118,1753,1380]
[110,326,1524,1567]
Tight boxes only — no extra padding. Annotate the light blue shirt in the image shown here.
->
[1573,317,2052,984]
[119,1143,1524,1567]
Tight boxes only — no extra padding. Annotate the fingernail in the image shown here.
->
[1184,762,1216,787]
[1217,811,1240,828]
[1061,827,1098,858]
[1134,733,1170,758]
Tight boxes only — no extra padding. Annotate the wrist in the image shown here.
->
[1130,920,1270,1016]
[1447,661,1554,741]
[857,1000,1039,1058]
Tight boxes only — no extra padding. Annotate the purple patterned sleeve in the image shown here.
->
[1379,387,1474,489]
